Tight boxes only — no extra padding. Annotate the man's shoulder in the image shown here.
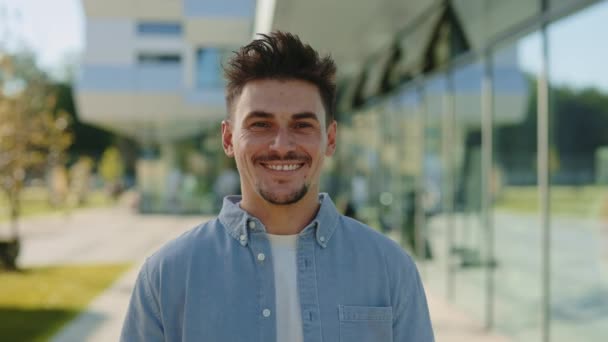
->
[338,215,415,265]
[144,217,225,270]
[337,215,422,291]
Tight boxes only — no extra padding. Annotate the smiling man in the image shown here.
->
[121,32,434,342]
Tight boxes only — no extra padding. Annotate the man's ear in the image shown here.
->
[325,120,337,156]
[221,120,234,157]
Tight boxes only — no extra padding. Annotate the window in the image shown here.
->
[547,2,608,340]
[196,48,231,88]
[138,53,181,65]
[137,22,182,36]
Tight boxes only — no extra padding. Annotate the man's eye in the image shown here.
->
[251,122,270,128]
[294,122,313,129]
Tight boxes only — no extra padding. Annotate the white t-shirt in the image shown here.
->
[266,233,304,342]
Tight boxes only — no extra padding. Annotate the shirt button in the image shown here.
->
[262,309,271,317]
[257,253,266,262]
[248,221,256,229]
[240,234,246,241]
[319,236,326,243]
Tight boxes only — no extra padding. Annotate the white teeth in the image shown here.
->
[266,164,301,171]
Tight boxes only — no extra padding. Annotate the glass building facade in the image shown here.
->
[330,0,608,340]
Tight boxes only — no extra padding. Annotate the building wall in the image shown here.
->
[76,0,253,142]
[76,0,253,214]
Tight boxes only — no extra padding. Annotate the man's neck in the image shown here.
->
[239,191,321,235]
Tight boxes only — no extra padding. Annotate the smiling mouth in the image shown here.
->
[261,163,305,171]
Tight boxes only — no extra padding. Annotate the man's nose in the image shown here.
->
[269,128,295,155]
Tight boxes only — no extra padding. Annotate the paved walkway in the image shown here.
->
[3,205,511,341]
[427,292,511,342]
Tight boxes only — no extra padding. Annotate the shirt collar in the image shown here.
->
[218,193,340,248]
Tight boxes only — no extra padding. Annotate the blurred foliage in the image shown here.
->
[68,156,94,206]
[99,146,124,198]
[50,82,115,159]
[495,75,608,185]
[494,185,606,217]
[0,52,73,242]
[0,263,130,341]
[99,146,124,184]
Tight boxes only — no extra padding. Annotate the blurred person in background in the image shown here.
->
[121,31,434,342]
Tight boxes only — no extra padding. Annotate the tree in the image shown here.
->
[0,52,72,269]
[99,146,124,199]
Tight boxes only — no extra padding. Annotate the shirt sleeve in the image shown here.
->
[392,253,435,342]
[120,261,164,342]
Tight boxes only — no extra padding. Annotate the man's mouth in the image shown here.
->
[260,163,305,171]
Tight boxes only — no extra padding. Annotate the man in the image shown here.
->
[121,31,434,342]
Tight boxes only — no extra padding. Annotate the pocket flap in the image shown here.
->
[338,305,393,321]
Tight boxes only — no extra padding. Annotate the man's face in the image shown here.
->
[222,79,337,205]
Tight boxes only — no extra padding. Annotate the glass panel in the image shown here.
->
[376,101,400,234]
[492,32,543,341]
[137,22,182,35]
[451,61,485,321]
[547,2,608,341]
[336,108,382,225]
[196,48,230,88]
[357,108,382,226]
[385,88,425,256]
[423,75,450,297]
[138,53,181,65]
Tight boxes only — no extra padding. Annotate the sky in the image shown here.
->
[518,0,608,92]
[0,0,84,75]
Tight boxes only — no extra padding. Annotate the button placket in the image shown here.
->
[297,233,322,341]
[239,233,247,246]
[248,230,276,342]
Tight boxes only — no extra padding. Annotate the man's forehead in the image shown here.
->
[234,79,326,121]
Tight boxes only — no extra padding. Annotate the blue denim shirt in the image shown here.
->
[121,194,434,342]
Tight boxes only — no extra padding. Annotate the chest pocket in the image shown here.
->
[338,305,393,342]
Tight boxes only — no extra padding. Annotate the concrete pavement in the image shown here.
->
[4,205,512,341]
[427,291,511,342]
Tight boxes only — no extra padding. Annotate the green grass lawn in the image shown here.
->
[0,263,131,341]
[0,187,114,223]
[494,185,608,217]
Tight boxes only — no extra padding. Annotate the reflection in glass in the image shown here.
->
[387,88,426,257]
[451,61,485,322]
[424,75,450,298]
[548,2,608,340]
[492,33,543,341]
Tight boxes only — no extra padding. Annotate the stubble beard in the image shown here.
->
[253,151,312,205]
[258,183,309,205]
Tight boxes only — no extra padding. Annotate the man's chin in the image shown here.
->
[258,185,309,205]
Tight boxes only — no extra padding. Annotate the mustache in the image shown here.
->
[255,152,311,163]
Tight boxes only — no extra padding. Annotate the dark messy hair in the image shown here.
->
[223,31,337,125]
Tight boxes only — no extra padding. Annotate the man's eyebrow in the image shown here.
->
[244,111,274,120]
[292,112,319,121]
